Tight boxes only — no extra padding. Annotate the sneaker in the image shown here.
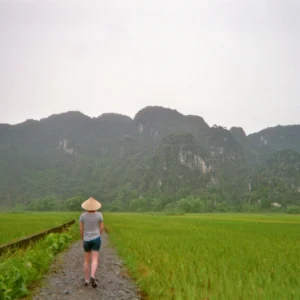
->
[84,280,89,286]
[90,277,97,288]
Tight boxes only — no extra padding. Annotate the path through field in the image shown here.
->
[33,232,140,300]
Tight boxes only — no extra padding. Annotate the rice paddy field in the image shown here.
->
[104,213,300,300]
[1,212,299,299]
[0,212,78,244]
[0,213,79,300]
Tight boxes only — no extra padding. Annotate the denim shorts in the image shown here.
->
[83,236,101,252]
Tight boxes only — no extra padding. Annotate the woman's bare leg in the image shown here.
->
[84,252,91,281]
[91,251,99,278]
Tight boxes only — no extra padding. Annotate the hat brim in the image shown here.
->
[81,198,102,211]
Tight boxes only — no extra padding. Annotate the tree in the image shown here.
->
[129,198,148,212]
[66,196,85,211]
[28,196,58,211]
[149,198,163,211]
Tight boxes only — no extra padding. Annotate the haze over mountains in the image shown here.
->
[0,106,299,211]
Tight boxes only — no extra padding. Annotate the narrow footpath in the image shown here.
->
[33,232,141,300]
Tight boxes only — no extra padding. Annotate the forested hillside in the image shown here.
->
[0,106,299,212]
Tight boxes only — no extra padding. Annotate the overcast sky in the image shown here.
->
[0,0,299,134]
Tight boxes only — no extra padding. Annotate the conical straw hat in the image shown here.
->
[81,197,102,211]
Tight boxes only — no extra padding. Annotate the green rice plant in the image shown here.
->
[105,213,300,300]
[0,212,79,244]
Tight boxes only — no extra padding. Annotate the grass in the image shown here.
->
[0,212,79,244]
[0,220,80,300]
[105,213,300,300]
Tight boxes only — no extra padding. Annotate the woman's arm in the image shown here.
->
[80,222,84,240]
[99,221,104,235]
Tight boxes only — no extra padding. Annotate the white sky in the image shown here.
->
[0,0,299,134]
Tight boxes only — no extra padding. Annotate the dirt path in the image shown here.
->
[33,232,140,300]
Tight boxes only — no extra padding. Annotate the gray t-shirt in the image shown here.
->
[79,212,104,241]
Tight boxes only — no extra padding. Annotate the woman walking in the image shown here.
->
[79,197,104,288]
